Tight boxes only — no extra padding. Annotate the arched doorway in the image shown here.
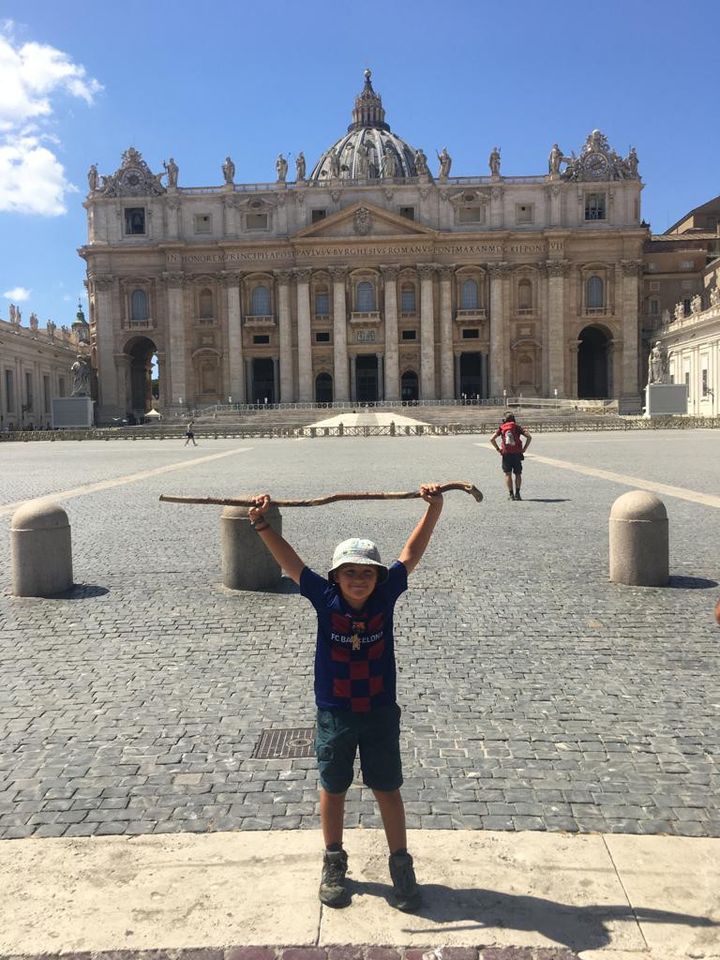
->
[126,336,158,421]
[578,325,610,398]
[401,370,419,402]
[315,372,333,403]
[459,352,483,398]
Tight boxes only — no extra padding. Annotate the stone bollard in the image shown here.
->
[609,490,669,587]
[11,501,73,596]
[221,504,282,591]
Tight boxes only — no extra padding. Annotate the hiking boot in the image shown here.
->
[388,850,421,912]
[319,848,350,907]
[514,491,522,501]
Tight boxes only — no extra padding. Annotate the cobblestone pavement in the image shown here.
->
[0,431,718,841]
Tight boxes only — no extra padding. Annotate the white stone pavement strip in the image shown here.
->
[1,829,718,959]
[0,445,253,518]
[476,445,720,510]
[310,412,429,428]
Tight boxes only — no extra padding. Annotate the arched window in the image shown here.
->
[130,289,148,323]
[518,278,532,311]
[587,275,604,309]
[199,288,213,319]
[400,283,416,314]
[356,280,375,312]
[315,286,330,317]
[250,284,271,316]
[461,279,479,310]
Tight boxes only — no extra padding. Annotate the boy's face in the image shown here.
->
[333,563,378,609]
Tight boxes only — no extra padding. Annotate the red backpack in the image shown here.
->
[499,421,523,454]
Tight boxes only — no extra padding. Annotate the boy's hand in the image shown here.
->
[248,493,271,523]
[420,483,443,505]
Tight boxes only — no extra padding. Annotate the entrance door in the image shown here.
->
[315,373,333,403]
[401,370,419,401]
[460,352,483,399]
[578,326,610,398]
[252,358,275,403]
[355,355,378,403]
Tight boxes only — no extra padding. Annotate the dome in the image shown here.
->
[309,70,421,182]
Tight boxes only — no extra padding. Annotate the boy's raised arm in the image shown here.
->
[398,483,443,576]
[249,494,306,584]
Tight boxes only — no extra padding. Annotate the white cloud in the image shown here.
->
[0,24,102,215]
[3,285,31,300]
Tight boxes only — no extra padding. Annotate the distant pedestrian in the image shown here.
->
[184,421,197,446]
[490,412,531,500]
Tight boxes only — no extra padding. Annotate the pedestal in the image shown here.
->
[52,396,95,428]
[644,383,688,417]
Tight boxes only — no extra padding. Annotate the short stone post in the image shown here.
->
[609,490,669,587]
[221,504,282,591]
[11,501,73,596]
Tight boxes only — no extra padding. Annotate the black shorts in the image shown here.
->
[315,704,403,794]
[501,453,523,475]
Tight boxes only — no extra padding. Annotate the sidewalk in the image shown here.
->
[2,828,718,960]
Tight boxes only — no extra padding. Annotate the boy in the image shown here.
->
[248,483,443,911]
[489,412,531,500]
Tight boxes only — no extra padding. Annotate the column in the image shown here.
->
[224,273,245,404]
[621,260,641,399]
[331,267,349,401]
[377,353,384,401]
[166,196,181,240]
[295,269,313,402]
[275,270,293,402]
[165,272,187,407]
[381,266,400,400]
[93,275,120,419]
[439,266,454,399]
[418,263,436,401]
[546,260,569,397]
[488,263,508,397]
[114,353,131,414]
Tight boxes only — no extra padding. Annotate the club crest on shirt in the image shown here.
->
[330,610,385,647]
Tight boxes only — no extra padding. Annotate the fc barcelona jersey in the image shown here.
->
[300,561,408,712]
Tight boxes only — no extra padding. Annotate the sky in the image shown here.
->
[0,0,718,329]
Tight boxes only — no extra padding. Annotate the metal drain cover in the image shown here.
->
[254,727,315,759]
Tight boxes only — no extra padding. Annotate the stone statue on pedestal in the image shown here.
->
[647,341,669,386]
[222,156,235,185]
[71,355,92,397]
[163,157,179,188]
[295,152,306,181]
[276,154,288,182]
[87,164,99,192]
[489,146,501,177]
[437,147,452,180]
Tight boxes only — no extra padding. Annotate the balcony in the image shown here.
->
[350,311,381,324]
[244,315,276,328]
[455,308,486,323]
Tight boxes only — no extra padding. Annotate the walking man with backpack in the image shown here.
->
[490,413,532,500]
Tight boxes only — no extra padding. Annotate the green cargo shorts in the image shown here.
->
[315,704,403,794]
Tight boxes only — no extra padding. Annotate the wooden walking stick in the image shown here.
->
[160,480,482,508]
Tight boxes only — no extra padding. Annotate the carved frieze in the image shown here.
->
[354,207,373,236]
[294,268,313,284]
[545,260,570,279]
[620,259,643,278]
[417,263,436,281]
[329,266,348,282]
[380,265,399,280]
[274,270,293,285]
[163,271,186,288]
[488,262,511,279]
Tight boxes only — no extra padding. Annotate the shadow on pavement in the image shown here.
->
[519,498,571,503]
[345,880,718,955]
[667,575,718,590]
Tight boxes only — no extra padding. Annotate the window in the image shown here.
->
[246,212,268,230]
[311,209,327,223]
[194,214,212,234]
[400,284,416,314]
[584,193,606,221]
[460,279,479,310]
[315,288,330,317]
[586,275,604,309]
[462,328,480,339]
[198,288,213,321]
[125,207,145,234]
[518,278,532,311]
[25,371,33,409]
[401,329,417,341]
[458,206,482,223]
[399,206,415,220]
[250,285,271,316]
[253,334,270,345]
[315,331,331,343]
[58,376,65,398]
[130,289,148,323]
[356,280,375,312]
[516,203,534,224]
[5,370,14,412]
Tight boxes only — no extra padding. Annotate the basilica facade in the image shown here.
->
[80,71,645,422]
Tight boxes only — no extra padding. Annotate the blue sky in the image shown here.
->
[1,0,718,327]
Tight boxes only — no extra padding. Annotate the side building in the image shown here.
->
[79,72,645,423]
[0,305,81,430]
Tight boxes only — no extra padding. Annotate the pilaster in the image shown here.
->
[223,272,245,403]
[295,268,313,403]
[418,263,437,401]
[275,270,294,402]
[381,265,399,401]
[331,266,349,401]
[546,260,569,397]
[439,265,455,399]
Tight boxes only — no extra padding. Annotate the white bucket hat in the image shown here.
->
[328,538,389,583]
